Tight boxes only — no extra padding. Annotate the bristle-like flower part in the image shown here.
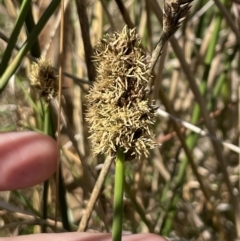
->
[163,0,193,39]
[86,26,156,160]
[29,57,59,103]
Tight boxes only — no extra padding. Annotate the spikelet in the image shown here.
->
[150,0,193,71]
[86,26,156,160]
[163,0,193,39]
[29,58,59,103]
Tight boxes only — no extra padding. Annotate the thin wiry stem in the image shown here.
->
[150,35,165,72]
[55,0,65,230]
[213,0,240,45]
[99,0,115,32]
[114,0,135,28]
[78,157,113,232]
[75,0,96,82]
[42,0,70,58]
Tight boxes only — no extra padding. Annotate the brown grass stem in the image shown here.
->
[55,0,65,230]
[78,157,113,232]
[75,0,96,82]
[114,0,135,28]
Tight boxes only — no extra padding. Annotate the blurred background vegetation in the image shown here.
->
[0,0,240,240]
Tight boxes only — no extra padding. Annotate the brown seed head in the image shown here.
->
[150,0,193,72]
[163,0,193,39]
[29,57,59,103]
[86,26,156,160]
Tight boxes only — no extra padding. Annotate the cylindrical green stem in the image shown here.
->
[112,148,125,241]
[0,0,31,76]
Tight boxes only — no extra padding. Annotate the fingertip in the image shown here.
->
[0,132,58,190]
[123,234,168,241]
[0,232,168,241]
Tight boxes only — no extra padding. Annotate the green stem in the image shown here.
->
[0,0,31,76]
[112,148,125,241]
[21,0,41,58]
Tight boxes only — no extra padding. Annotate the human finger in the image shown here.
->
[0,232,167,241]
[0,132,58,191]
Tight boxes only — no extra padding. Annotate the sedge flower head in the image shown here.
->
[86,26,156,160]
[29,57,58,103]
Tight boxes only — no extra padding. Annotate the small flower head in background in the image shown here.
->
[86,26,156,160]
[163,0,193,39]
[29,57,59,103]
